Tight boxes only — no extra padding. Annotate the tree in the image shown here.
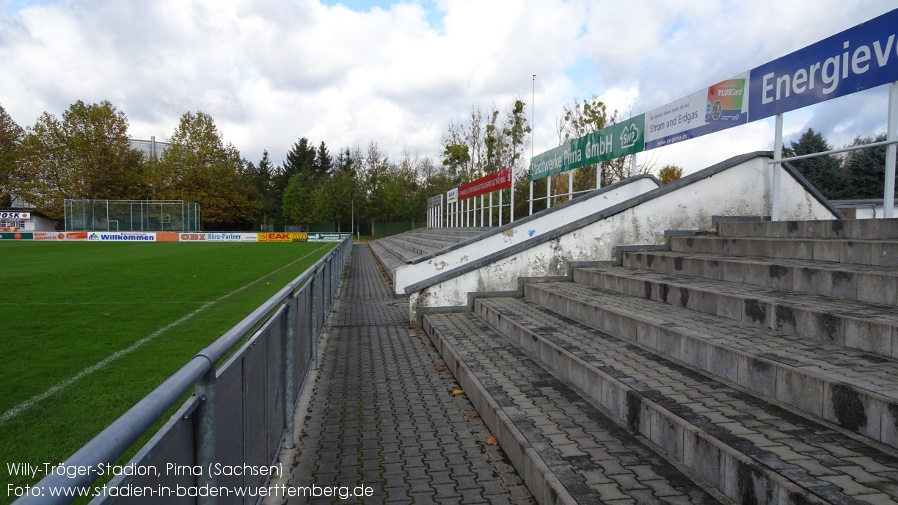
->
[0,104,23,208]
[315,141,332,176]
[658,165,683,184]
[502,99,531,172]
[17,100,144,218]
[281,171,314,224]
[273,137,320,222]
[153,111,258,228]
[556,96,607,194]
[557,96,607,144]
[782,128,846,199]
[842,133,894,199]
[553,98,652,192]
[249,150,277,230]
[282,137,316,181]
[441,143,470,181]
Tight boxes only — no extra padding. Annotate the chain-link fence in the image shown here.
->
[64,199,201,232]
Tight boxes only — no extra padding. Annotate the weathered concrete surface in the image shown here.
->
[393,176,659,296]
[419,215,898,504]
[409,152,840,322]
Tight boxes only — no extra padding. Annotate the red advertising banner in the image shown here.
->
[457,167,512,201]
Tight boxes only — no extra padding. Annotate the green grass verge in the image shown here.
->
[0,241,335,502]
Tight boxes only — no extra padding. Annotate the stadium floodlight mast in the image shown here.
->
[529,74,535,216]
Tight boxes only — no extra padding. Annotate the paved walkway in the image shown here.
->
[266,244,535,504]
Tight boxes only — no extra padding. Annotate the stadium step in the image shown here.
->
[572,264,898,358]
[669,234,898,267]
[395,233,463,251]
[619,250,898,306]
[716,218,898,240]
[423,311,728,504]
[469,296,898,504]
[522,280,898,449]
[418,218,898,504]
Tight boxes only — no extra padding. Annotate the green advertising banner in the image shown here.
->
[307,232,352,242]
[0,232,33,240]
[529,114,645,181]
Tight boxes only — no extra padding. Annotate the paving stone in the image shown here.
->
[264,245,534,505]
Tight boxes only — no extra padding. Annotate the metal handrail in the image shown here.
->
[15,237,352,504]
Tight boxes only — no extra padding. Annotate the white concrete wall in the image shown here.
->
[410,154,840,321]
[852,204,897,219]
[394,177,659,295]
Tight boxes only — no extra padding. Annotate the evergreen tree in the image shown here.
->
[282,137,316,180]
[315,141,332,176]
[782,128,847,199]
[842,133,894,199]
[250,150,278,230]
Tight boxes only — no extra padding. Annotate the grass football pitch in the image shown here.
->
[0,240,336,498]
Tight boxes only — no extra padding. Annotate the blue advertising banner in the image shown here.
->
[749,8,898,120]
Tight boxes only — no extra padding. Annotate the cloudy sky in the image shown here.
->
[1,0,896,177]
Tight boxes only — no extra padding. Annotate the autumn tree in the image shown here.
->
[17,100,144,218]
[0,104,23,208]
[658,165,683,184]
[152,111,258,228]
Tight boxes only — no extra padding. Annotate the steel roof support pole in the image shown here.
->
[772,114,784,221]
[885,81,897,219]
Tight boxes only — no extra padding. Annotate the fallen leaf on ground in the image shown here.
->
[469,412,478,419]
[437,365,447,372]
[451,389,465,396]
[484,435,498,446]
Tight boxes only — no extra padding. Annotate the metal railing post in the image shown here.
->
[194,370,218,505]
[309,273,319,367]
[283,289,297,449]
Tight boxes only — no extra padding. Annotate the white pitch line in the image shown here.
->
[0,244,330,424]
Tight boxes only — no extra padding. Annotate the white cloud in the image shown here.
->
[0,0,894,180]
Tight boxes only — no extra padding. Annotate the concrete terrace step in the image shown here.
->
[669,235,898,268]
[718,218,898,240]
[397,234,461,250]
[377,236,432,260]
[472,296,898,505]
[423,311,728,505]
[522,280,898,449]
[621,250,898,307]
[405,229,490,241]
[367,241,405,285]
[574,265,898,359]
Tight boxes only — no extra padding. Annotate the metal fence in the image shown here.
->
[64,199,201,232]
[17,237,353,505]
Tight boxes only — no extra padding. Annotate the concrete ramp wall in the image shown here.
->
[409,151,843,322]
[393,175,660,295]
